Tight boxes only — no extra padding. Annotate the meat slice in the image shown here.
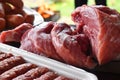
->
[0,56,25,74]
[71,5,120,64]
[0,53,13,61]
[20,22,62,61]
[19,29,39,54]
[51,23,96,69]
[13,67,49,80]
[34,71,58,80]
[0,23,33,43]
[0,63,37,80]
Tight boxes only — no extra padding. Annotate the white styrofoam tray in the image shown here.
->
[0,43,98,80]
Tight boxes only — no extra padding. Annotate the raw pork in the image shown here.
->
[20,22,62,61]
[72,5,120,64]
[0,23,33,43]
[51,23,96,68]
[20,22,96,69]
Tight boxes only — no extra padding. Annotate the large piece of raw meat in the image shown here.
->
[20,22,96,69]
[72,5,120,64]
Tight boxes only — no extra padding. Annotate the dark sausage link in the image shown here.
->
[0,0,23,9]
[0,2,5,18]
[0,53,13,61]
[34,72,58,80]
[0,63,37,80]
[0,18,5,31]
[54,76,72,80]
[13,67,49,80]
[0,56,25,74]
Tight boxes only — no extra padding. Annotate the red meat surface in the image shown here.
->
[0,4,119,69]
[71,5,120,64]
[20,22,62,61]
[0,23,33,43]
[51,23,96,68]
[20,22,96,69]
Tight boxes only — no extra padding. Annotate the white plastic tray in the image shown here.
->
[0,43,98,80]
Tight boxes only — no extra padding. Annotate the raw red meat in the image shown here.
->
[0,63,37,80]
[51,23,96,68]
[0,23,33,43]
[0,56,25,74]
[13,67,49,80]
[34,72,58,80]
[20,22,62,61]
[71,5,120,64]
[0,53,13,61]
[20,22,96,69]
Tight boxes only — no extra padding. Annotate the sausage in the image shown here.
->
[0,0,23,9]
[0,2,5,18]
[7,0,23,9]
[0,23,33,43]
[5,14,25,28]
[0,53,13,61]
[34,72,58,80]
[7,8,24,15]
[2,2,12,14]
[0,63,37,80]
[0,18,5,31]
[0,56,25,74]
[54,76,72,80]
[2,2,24,15]
[24,14,34,25]
[13,67,49,80]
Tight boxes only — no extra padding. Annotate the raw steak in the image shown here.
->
[71,5,120,64]
[0,23,33,43]
[20,22,62,61]
[51,23,96,68]
[20,22,96,69]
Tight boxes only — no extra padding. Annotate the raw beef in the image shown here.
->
[71,5,120,64]
[20,22,62,61]
[51,23,96,68]
[0,23,33,43]
[20,22,96,69]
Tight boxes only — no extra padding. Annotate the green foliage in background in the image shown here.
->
[50,0,74,17]
[107,0,120,11]
[51,0,120,17]
[24,0,120,18]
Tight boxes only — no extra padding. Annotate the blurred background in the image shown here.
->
[23,0,120,24]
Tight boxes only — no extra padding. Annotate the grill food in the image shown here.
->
[0,0,34,31]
